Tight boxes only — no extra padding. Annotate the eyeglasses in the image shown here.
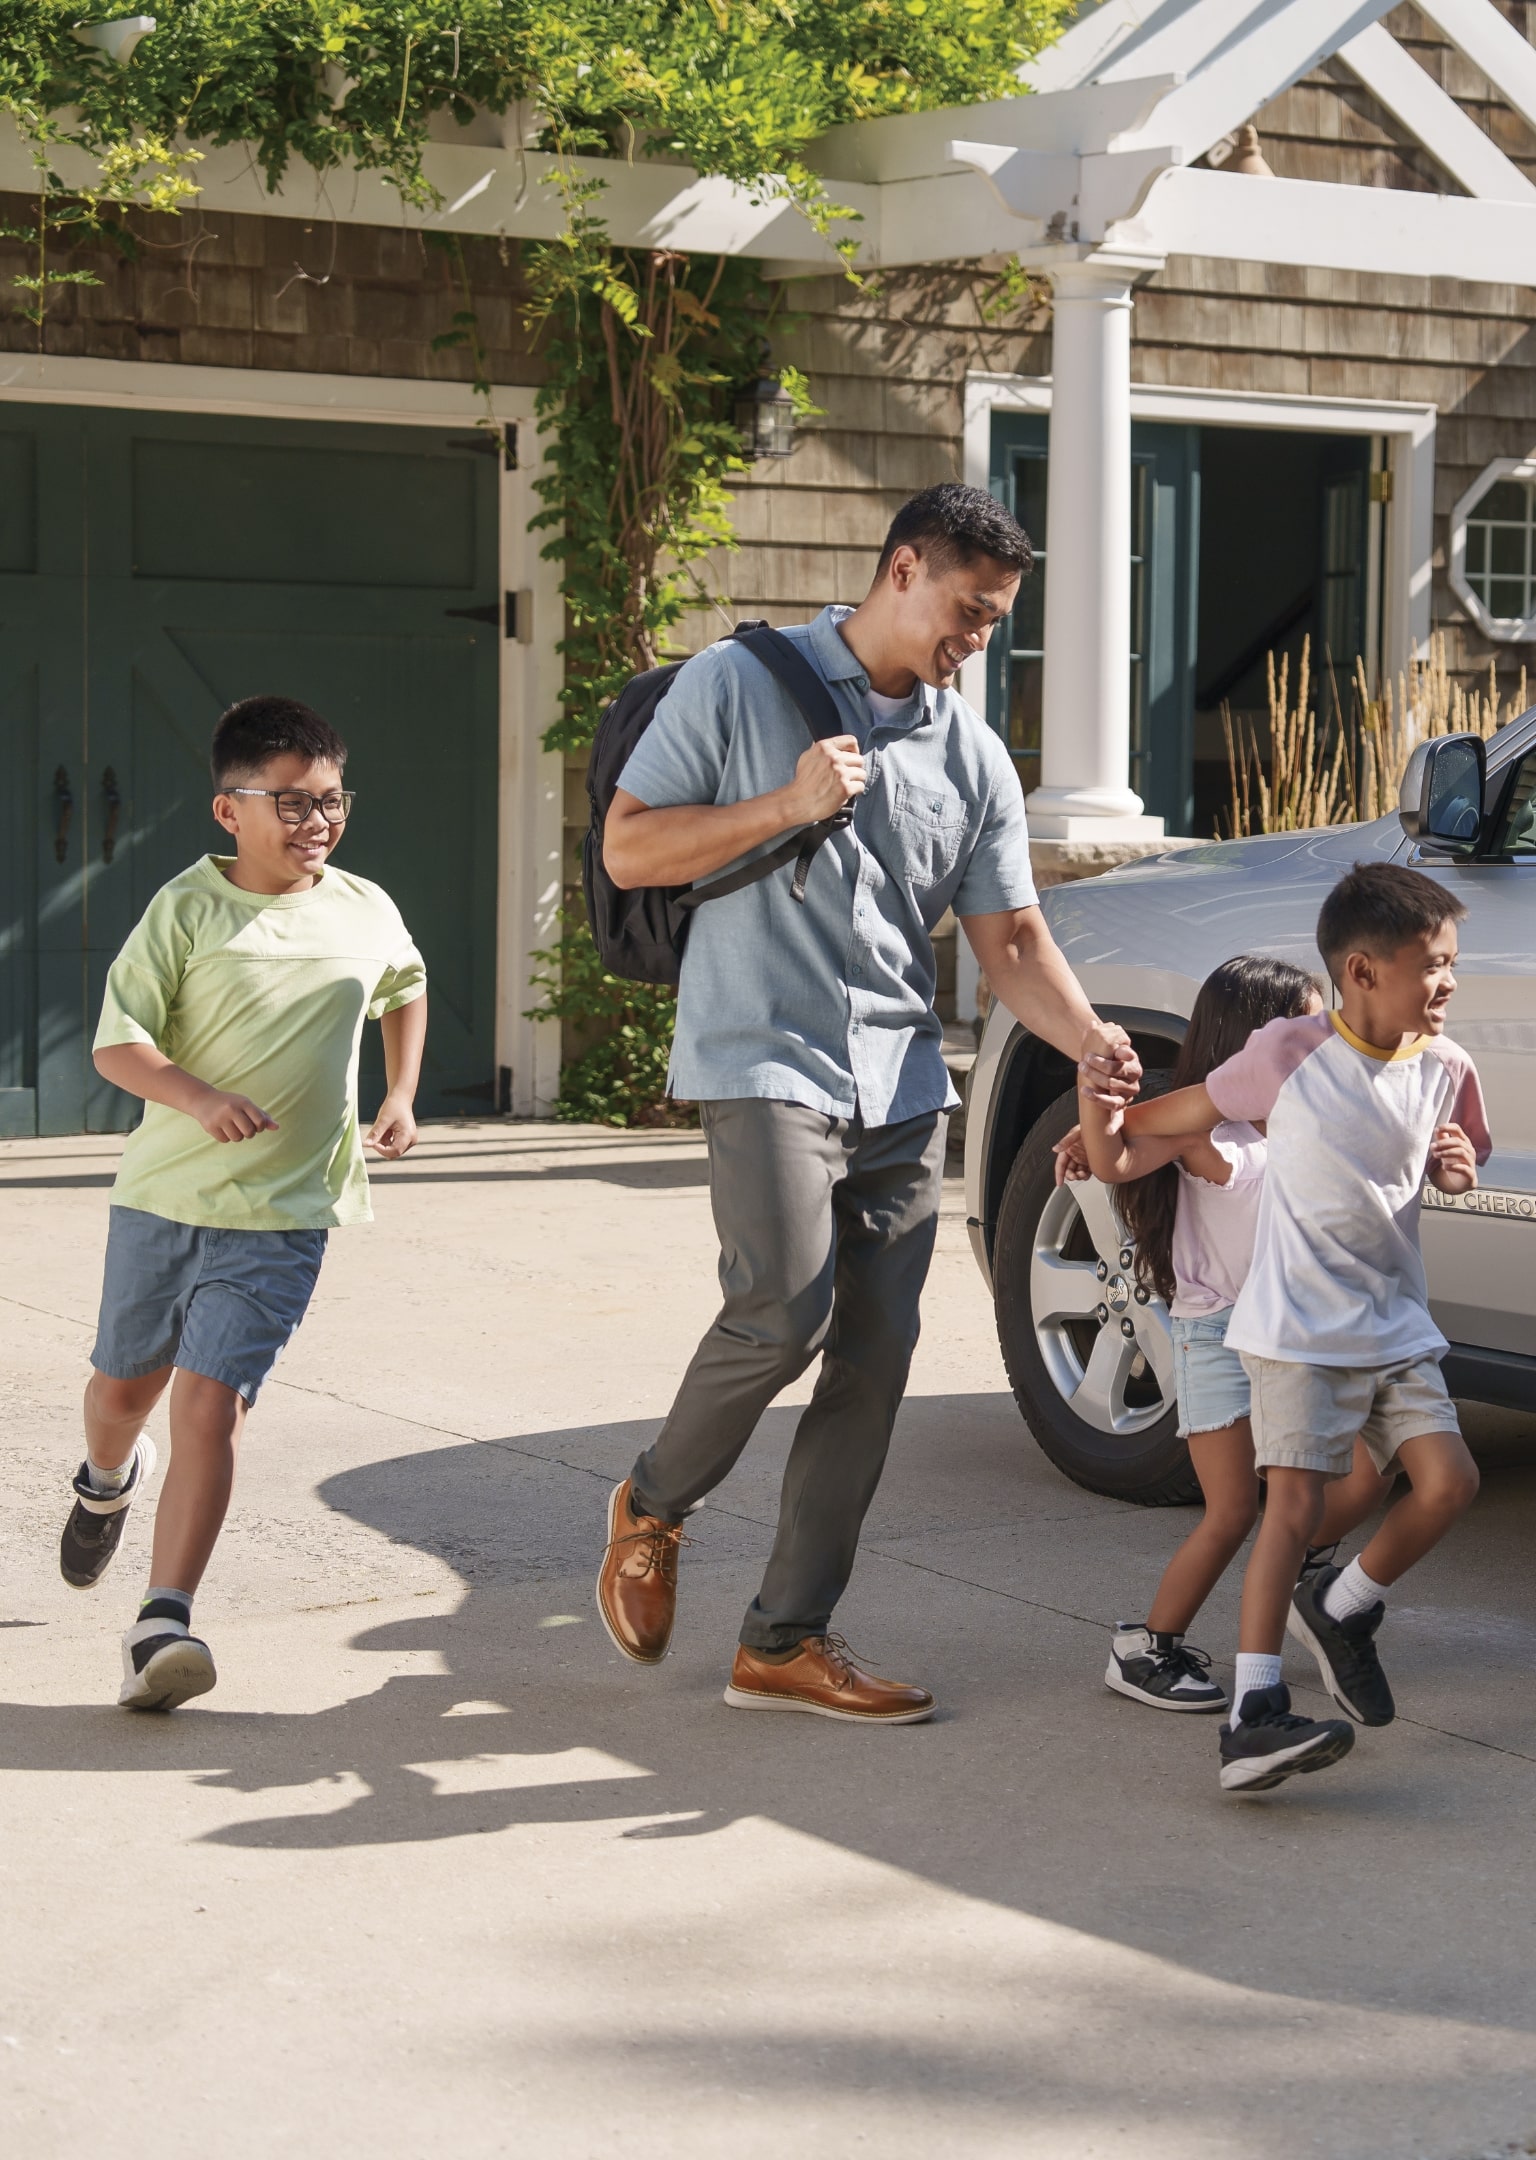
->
[230,787,355,825]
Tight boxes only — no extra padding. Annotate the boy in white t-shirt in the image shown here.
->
[1115,862,1490,1793]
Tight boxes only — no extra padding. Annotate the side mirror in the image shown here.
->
[1399,733,1486,854]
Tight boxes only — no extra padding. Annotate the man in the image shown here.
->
[598,482,1138,1722]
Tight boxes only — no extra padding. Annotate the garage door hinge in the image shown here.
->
[447,428,519,470]
[443,591,533,641]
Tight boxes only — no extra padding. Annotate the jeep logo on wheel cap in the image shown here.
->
[1106,1274,1132,1312]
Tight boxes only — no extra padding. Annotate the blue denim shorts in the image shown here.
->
[1171,1308,1250,1438]
[91,1205,327,1405]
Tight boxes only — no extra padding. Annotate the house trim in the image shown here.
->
[0,353,563,1117]
[1446,456,1536,646]
[962,370,1436,696]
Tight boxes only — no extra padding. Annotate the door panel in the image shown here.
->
[987,413,1200,832]
[1,405,500,1133]
[0,410,88,1135]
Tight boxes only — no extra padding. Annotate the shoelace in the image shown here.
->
[1163,1641,1215,1684]
[617,1519,692,1579]
[804,1633,860,1689]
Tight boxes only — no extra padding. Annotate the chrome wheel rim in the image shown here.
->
[1029,1178,1175,1437]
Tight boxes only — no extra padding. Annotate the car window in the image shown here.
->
[1489,747,1536,856]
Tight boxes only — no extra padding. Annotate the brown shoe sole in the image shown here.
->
[596,1480,672,1665]
[722,1681,935,1725]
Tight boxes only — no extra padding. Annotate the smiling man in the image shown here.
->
[596,483,1140,1721]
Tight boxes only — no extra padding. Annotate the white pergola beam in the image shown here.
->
[1111,0,1398,162]
[1027,0,1209,94]
[1338,20,1536,200]
[1123,160,1536,279]
[0,120,870,270]
[808,75,1182,183]
[1415,0,1536,142]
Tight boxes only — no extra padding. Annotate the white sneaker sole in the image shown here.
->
[1220,1722,1354,1793]
[723,1683,936,1725]
[1104,1660,1228,1713]
[119,1636,217,1712]
[595,1481,671,1665]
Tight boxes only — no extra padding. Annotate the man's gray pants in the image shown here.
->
[630,1099,947,1652]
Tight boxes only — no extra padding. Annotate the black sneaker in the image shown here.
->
[118,1603,216,1712]
[1287,1565,1395,1726]
[1105,1625,1228,1712]
[59,1435,158,1589]
[1297,1541,1339,1586]
[1219,1682,1355,1794]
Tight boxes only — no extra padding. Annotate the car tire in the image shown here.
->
[992,1087,1199,1505]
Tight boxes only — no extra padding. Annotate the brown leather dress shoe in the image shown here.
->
[724,1635,935,1723]
[597,1479,689,1663]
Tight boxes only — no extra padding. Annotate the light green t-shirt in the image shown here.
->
[95,855,427,1232]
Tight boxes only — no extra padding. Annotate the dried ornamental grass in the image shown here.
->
[1222,639,1357,839]
[1222,635,1529,837]
[1354,636,1527,823]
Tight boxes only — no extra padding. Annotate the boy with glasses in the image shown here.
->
[60,696,427,1711]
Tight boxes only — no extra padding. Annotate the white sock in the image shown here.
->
[1231,1652,1283,1722]
[1322,1557,1389,1623]
[85,1449,135,1496]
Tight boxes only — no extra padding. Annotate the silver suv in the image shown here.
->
[965,708,1536,1504]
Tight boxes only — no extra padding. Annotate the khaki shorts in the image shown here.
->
[1239,1351,1460,1477]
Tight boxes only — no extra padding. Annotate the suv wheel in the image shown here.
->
[992,1087,1198,1505]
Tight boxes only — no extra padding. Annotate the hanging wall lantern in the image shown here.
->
[735,379,796,460]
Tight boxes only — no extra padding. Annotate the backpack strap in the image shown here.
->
[677,623,855,914]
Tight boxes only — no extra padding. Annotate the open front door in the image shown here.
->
[987,411,1200,834]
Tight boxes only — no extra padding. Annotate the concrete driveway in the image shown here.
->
[3,1121,1536,2160]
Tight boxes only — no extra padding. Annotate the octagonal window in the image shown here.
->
[1465,477,1536,623]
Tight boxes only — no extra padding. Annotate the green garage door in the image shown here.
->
[0,405,501,1135]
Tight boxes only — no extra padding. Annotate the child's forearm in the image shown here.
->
[1122,1082,1222,1139]
[95,1041,221,1118]
[1076,1082,1136,1183]
[380,994,427,1103]
[93,1042,277,1140]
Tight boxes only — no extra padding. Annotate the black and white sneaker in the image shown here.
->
[1297,1541,1339,1587]
[59,1435,158,1589]
[1218,1682,1355,1793]
[1105,1625,1228,1712]
[1287,1565,1395,1726]
[118,1603,216,1712]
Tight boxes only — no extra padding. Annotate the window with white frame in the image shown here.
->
[1450,458,1536,643]
[1465,478,1536,623]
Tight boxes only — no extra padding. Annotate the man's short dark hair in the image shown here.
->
[875,482,1033,582]
[211,695,348,789]
[1315,860,1466,980]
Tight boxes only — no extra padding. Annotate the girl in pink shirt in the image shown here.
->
[1065,956,1391,1714]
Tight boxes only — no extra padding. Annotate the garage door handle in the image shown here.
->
[52,766,73,865]
[101,768,122,864]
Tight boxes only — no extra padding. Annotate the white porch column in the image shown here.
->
[1027,253,1165,841]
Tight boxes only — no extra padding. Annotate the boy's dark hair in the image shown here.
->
[211,695,348,789]
[1315,860,1466,981]
[875,482,1033,582]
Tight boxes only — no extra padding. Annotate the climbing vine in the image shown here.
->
[2,1,1068,712]
[2,0,1069,1123]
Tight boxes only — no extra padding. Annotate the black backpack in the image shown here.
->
[581,621,854,986]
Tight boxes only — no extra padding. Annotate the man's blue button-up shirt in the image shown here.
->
[616,605,1038,1126]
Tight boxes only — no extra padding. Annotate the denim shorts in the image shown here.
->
[91,1205,327,1405]
[1170,1308,1250,1438]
